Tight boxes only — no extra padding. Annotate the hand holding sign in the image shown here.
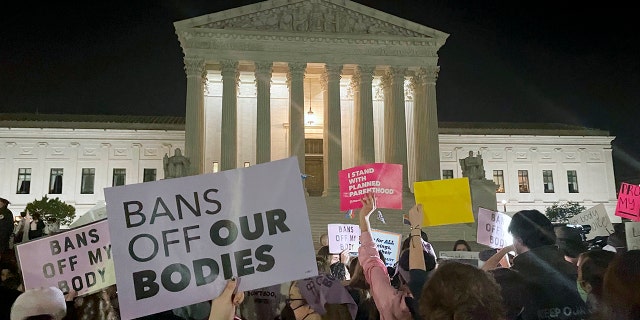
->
[408,204,424,229]
[359,193,377,233]
[210,278,245,320]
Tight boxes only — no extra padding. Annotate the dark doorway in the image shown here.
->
[305,139,324,197]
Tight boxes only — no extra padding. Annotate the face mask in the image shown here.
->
[577,279,588,302]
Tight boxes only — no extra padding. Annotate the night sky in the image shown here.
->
[1,1,638,182]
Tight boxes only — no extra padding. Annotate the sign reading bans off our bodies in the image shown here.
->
[15,219,115,296]
[104,157,317,320]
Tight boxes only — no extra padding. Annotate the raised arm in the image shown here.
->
[481,245,514,271]
[408,204,426,272]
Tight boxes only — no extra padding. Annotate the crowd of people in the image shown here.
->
[0,193,639,320]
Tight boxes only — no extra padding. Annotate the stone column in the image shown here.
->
[184,58,206,175]
[322,64,343,196]
[352,65,376,166]
[287,63,307,173]
[255,61,273,164]
[412,66,441,181]
[220,60,239,171]
[382,67,410,191]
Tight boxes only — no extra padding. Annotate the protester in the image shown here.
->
[10,286,70,320]
[280,274,356,320]
[593,250,640,320]
[504,209,587,319]
[0,198,14,260]
[555,225,588,266]
[13,211,29,245]
[345,257,380,320]
[452,239,471,251]
[576,249,615,313]
[28,212,46,240]
[358,193,414,320]
[419,261,506,320]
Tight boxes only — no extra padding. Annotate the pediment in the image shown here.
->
[174,0,448,42]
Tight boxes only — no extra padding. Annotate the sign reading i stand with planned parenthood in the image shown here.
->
[338,163,403,211]
[104,157,317,320]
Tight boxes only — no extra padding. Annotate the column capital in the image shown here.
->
[387,67,408,81]
[286,62,307,88]
[354,65,375,82]
[254,61,273,84]
[184,58,205,78]
[422,65,440,83]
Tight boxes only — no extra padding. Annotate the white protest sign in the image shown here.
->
[328,224,360,253]
[371,229,402,267]
[104,157,317,319]
[477,207,513,249]
[567,204,614,240]
[625,222,640,251]
[15,219,115,296]
[439,251,480,267]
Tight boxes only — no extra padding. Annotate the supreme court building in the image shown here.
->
[0,0,620,246]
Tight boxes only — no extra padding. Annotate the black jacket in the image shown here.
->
[505,245,588,320]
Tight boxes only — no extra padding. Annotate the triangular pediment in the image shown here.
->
[174,0,448,42]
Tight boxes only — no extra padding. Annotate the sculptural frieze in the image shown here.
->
[196,2,430,38]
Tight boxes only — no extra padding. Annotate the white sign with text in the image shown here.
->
[104,157,317,319]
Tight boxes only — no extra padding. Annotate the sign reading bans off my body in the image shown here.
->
[104,157,317,320]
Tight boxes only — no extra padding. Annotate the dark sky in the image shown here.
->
[1,1,638,181]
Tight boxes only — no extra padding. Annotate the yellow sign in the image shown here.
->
[414,178,474,227]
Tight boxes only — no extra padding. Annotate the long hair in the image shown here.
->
[596,250,640,319]
[420,262,506,320]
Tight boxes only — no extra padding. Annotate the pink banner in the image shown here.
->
[615,182,640,221]
[339,163,402,211]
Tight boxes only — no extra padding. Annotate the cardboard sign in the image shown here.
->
[339,163,403,211]
[413,178,474,227]
[616,183,640,221]
[328,224,360,253]
[476,207,513,249]
[567,204,614,240]
[104,157,317,319]
[240,284,283,320]
[15,219,115,296]
[625,222,640,251]
[371,229,402,267]
[438,251,480,267]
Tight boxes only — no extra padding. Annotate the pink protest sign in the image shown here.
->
[615,182,640,221]
[339,163,402,211]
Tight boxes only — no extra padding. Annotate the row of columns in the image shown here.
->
[183,60,441,193]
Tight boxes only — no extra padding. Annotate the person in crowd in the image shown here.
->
[419,261,506,320]
[487,267,528,320]
[72,285,119,320]
[576,249,615,313]
[316,246,350,280]
[0,198,14,261]
[279,274,356,320]
[13,211,29,245]
[9,286,77,320]
[592,250,640,320]
[28,212,46,240]
[318,234,329,249]
[452,239,471,251]
[602,223,627,253]
[345,257,380,320]
[358,193,414,320]
[480,245,514,271]
[555,225,588,266]
[504,209,587,319]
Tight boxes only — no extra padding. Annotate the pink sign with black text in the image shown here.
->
[339,163,402,211]
[615,182,640,221]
